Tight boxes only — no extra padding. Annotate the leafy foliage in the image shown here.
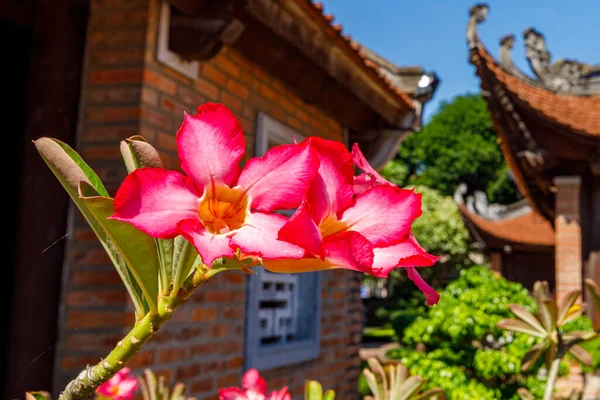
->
[390,94,520,204]
[387,267,551,399]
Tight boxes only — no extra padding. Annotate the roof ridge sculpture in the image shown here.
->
[467,3,600,95]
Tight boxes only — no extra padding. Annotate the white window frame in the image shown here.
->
[244,113,321,371]
[157,1,199,80]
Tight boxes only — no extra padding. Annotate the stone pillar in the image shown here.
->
[554,176,582,305]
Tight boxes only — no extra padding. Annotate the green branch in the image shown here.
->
[58,267,222,400]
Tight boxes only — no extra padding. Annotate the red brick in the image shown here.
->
[217,373,241,388]
[85,125,140,142]
[223,307,244,319]
[286,116,303,131]
[227,80,249,100]
[160,96,188,115]
[72,270,122,286]
[88,30,146,47]
[65,289,127,306]
[215,56,241,78]
[66,332,122,351]
[225,272,245,285]
[87,87,141,104]
[141,108,173,131]
[205,290,231,302]
[61,355,100,370]
[156,132,177,152]
[141,87,159,106]
[143,69,177,95]
[195,78,220,100]
[220,91,243,113]
[202,64,228,86]
[191,307,217,322]
[175,364,201,380]
[190,343,213,357]
[66,310,127,328]
[91,9,148,27]
[89,69,143,84]
[228,356,244,368]
[178,86,205,108]
[127,350,156,368]
[158,347,186,364]
[81,145,123,160]
[69,248,112,266]
[190,378,214,393]
[210,324,230,337]
[259,84,278,102]
[87,106,140,123]
[90,49,145,66]
[239,71,261,91]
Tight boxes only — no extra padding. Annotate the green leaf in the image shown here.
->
[416,388,445,400]
[584,278,600,320]
[81,183,159,314]
[521,340,547,371]
[362,369,382,400]
[509,304,548,334]
[367,357,388,399]
[497,318,548,338]
[171,237,200,296]
[26,391,51,400]
[119,136,173,296]
[322,390,335,400]
[170,383,185,400]
[304,380,323,400]
[120,135,164,173]
[545,342,557,370]
[35,138,146,316]
[397,376,425,400]
[568,344,593,366]
[557,290,581,326]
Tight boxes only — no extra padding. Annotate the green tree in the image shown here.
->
[393,94,520,204]
[387,267,558,400]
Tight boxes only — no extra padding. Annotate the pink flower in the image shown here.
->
[95,368,139,400]
[219,369,291,400]
[262,138,440,305]
[112,103,318,266]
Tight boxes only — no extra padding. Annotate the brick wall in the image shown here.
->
[53,1,362,398]
[553,176,583,305]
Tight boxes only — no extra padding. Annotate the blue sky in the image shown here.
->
[320,0,600,121]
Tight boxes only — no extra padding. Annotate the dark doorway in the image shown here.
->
[2,1,89,397]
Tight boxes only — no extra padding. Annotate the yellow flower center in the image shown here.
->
[319,215,347,239]
[198,184,249,234]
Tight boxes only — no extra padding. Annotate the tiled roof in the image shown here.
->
[475,47,600,137]
[295,0,415,110]
[458,203,554,247]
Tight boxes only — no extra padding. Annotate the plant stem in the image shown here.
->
[58,267,220,400]
[543,357,561,400]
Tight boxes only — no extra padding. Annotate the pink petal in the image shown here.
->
[177,219,234,267]
[242,369,268,394]
[352,143,391,187]
[262,232,375,274]
[321,231,374,273]
[341,186,422,247]
[353,173,377,195]
[372,232,440,277]
[177,103,245,188]
[96,384,115,397]
[306,137,354,222]
[406,267,440,306]
[268,387,291,400]
[112,168,200,239]
[230,212,305,260]
[277,201,323,256]
[219,388,248,400]
[117,378,139,398]
[237,140,319,211]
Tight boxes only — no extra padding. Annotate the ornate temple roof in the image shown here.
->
[454,184,554,250]
[466,4,600,221]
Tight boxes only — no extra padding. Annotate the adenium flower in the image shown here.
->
[95,368,139,400]
[111,103,318,266]
[219,369,291,400]
[262,138,440,305]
